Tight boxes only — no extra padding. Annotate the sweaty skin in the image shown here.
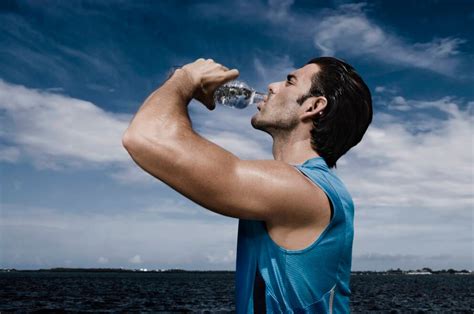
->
[122,58,331,251]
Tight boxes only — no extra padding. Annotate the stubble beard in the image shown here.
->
[251,110,299,139]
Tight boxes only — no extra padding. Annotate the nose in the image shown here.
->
[267,83,277,96]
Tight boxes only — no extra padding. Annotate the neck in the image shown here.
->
[271,129,320,165]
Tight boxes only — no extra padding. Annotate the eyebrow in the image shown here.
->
[287,74,298,82]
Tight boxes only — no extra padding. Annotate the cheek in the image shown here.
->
[269,92,287,107]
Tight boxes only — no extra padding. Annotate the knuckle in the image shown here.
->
[216,63,228,70]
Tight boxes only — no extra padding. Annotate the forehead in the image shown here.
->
[291,63,320,87]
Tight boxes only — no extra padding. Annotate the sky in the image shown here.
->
[0,0,473,271]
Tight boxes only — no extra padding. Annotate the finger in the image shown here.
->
[201,93,215,111]
[213,63,229,71]
[222,69,240,82]
[207,95,216,111]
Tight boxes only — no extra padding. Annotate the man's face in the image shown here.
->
[251,63,320,135]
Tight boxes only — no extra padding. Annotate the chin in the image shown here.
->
[251,115,272,133]
[251,114,264,129]
[250,115,259,129]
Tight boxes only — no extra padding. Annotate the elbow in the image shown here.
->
[122,130,140,151]
[121,130,177,162]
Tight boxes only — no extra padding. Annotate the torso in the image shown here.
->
[253,192,333,311]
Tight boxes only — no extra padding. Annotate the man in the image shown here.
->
[122,56,373,313]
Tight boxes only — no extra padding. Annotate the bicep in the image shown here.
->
[123,132,325,223]
[123,130,241,216]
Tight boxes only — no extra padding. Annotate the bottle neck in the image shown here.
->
[251,91,265,105]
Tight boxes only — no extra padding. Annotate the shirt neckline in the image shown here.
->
[289,156,326,167]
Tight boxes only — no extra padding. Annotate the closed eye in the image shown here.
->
[286,74,297,85]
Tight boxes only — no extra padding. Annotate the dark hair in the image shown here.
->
[297,56,373,169]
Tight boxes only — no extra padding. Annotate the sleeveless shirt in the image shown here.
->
[235,156,355,313]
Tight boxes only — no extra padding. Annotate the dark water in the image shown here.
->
[0,272,472,313]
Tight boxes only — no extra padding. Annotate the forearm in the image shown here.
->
[121,68,240,212]
[123,69,196,143]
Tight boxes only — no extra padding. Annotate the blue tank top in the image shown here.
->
[235,156,354,313]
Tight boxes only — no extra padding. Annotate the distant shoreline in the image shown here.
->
[0,267,472,275]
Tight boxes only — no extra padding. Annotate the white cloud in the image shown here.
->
[0,78,160,185]
[0,80,273,185]
[342,96,473,211]
[192,1,467,76]
[0,202,237,270]
[388,96,411,111]
[129,255,143,264]
[191,0,295,25]
[0,144,20,162]
[375,85,397,94]
[333,96,473,270]
[206,249,235,265]
[352,252,471,271]
[0,79,131,168]
[313,3,466,75]
[267,0,295,21]
[375,86,386,93]
[253,54,296,90]
[200,130,270,160]
[190,99,274,160]
[97,256,109,264]
[108,159,165,185]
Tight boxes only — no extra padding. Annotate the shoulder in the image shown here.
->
[233,160,332,227]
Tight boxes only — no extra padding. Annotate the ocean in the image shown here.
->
[1,271,472,312]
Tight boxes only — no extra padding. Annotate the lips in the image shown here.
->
[258,94,270,111]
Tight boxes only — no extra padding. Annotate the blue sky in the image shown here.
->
[1,0,473,271]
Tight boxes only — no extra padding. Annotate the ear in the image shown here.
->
[300,96,327,121]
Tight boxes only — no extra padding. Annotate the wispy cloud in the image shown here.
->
[201,130,270,160]
[267,0,295,21]
[0,144,20,162]
[352,252,470,271]
[192,1,467,76]
[0,79,130,168]
[0,80,273,185]
[374,85,398,94]
[129,255,143,264]
[342,96,473,211]
[206,249,236,265]
[253,54,296,89]
[313,3,467,75]
[97,256,109,264]
[333,96,473,270]
[0,203,237,270]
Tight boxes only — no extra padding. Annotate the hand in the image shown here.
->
[180,58,240,110]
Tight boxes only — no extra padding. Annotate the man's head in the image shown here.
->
[251,56,372,168]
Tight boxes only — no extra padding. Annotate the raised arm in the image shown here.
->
[122,59,328,225]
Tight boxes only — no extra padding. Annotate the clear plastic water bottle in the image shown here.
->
[213,80,266,109]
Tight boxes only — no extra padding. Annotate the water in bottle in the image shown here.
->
[213,80,266,109]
